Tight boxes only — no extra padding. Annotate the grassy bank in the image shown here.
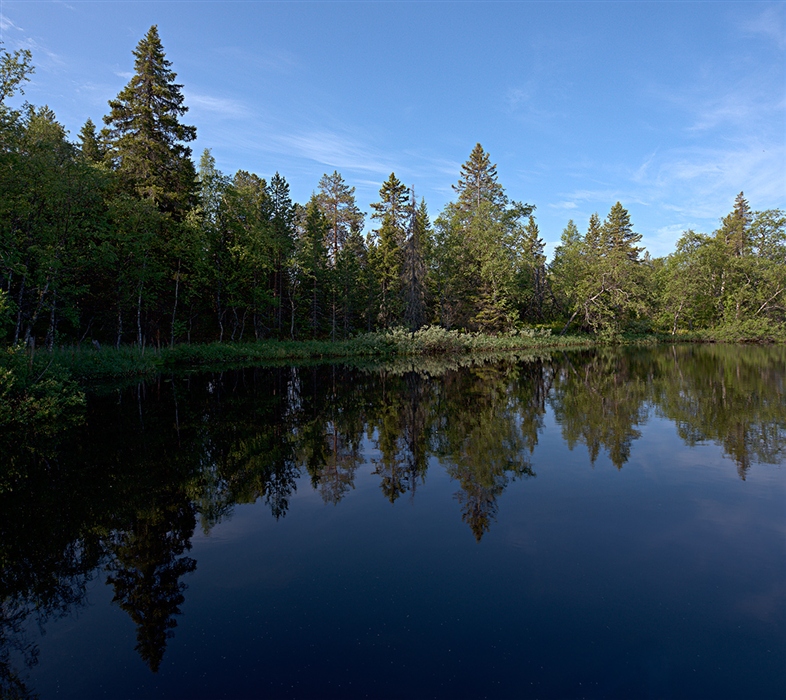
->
[43,326,596,380]
[2,324,782,434]
[4,322,784,388]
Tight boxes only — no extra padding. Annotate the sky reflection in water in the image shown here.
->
[2,345,784,699]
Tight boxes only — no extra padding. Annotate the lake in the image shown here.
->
[2,344,784,699]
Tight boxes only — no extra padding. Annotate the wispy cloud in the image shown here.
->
[560,188,624,206]
[187,92,251,119]
[633,151,658,183]
[549,201,578,210]
[0,14,23,32]
[654,141,786,217]
[650,223,698,253]
[268,129,394,175]
[742,4,786,50]
[686,90,782,133]
[212,45,299,75]
[504,83,564,127]
[0,16,64,67]
[18,36,64,66]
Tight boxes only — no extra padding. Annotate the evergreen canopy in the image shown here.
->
[103,25,197,217]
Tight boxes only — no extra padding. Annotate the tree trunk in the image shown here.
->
[46,289,57,351]
[13,273,26,344]
[170,258,181,348]
[136,279,144,348]
[23,278,50,345]
[671,300,684,335]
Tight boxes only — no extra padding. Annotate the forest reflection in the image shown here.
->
[1,345,784,692]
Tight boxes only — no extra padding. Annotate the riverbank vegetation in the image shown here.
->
[1,28,784,382]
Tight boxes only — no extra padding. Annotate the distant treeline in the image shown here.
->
[1,27,784,350]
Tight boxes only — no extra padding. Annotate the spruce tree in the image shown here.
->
[453,143,506,212]
[370,173,408,328]
[718,192,752,258]
[402,190,428,331]
[267,173,296,336]
[295,196,330,338]
[77,117,103,163]
[520,215,548,321]
[566,205,647,336]
[549,219,583,317]
[602,201,642,261]
[103,25,196,217]
[436,144,533,331]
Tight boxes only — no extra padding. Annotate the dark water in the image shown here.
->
[1,345,784,699]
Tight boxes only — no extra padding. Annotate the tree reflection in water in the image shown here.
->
[106,493,197,672]
[1,345,784,690]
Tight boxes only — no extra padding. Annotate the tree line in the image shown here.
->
[1,27,784,350]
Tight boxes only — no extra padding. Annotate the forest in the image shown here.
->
[1,26,785,354]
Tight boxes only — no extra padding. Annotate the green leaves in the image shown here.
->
[0,43,34,104]
[655,197,786,335]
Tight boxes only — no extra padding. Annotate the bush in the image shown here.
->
[0,345,85,438]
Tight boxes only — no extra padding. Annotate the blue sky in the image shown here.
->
[2,1,784,258]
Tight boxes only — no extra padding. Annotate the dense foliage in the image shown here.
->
[1,30,784,353]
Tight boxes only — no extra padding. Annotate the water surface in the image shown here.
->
[2,345,784,698]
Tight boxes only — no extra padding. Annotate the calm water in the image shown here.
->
[2,345,784,699]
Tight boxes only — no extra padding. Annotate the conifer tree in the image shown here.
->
[316,171,364,338]
[435,144,532,331]
[335,227,368,336]
[519,215,549,321]
[453,142,507,211]
[402,191,429,331]
[294,196,330,338]
[103,25,196,218]
[370,173,408,328]
[77,118,103,164]
[550,219,582,316]
[718,192,752,258]
[316,171,364,265]
[602,201,643,261]
[267,173,296,336]
[564,205,648,336]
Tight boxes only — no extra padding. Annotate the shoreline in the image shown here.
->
[23,325,786,381]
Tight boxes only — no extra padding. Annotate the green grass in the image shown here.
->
[39,326,597,380]
[9,322,786,385]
